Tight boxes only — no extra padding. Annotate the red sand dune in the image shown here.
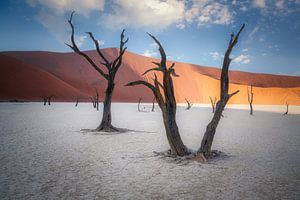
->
[0,48,300,105]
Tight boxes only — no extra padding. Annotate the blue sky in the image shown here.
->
[0,0,299,75]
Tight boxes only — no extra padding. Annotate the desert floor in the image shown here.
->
[0,103,299,199]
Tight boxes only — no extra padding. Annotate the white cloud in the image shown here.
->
[142,50,158,57]
[97,40,105,46]
[75,35,87,47]
[253,0,266,9]
[27,0,106,45]
[233,54,251,64]
[210,51,222,60]
[185,0,233,26]
[242,48,249,52]
[27,0,105,16]
[102,0,185,30]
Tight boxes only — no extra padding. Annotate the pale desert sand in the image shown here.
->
[0,103,299,199]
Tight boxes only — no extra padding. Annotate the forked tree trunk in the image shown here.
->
[126,33,188,156]
[199,24,245,157]
[185,98,192,110]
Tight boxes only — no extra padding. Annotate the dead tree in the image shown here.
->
[138,98,142,112]
[209,96,217,113]
[66,11,128,132]
[126,33,188,156]
[185,98,192,110]
[91,97,96,108]
[151,97,155,112]
[47,95,53,105]
[75,97,79,107]
[283,102,289,116]
[247,85,254,115]
[42,97,47,106]
[198,24,245,157]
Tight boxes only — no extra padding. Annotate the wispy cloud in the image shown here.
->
[210,51,223,60]
[142,50,158,58]
[233,54,251,64]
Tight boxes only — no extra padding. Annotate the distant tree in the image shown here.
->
[95,88,99,111]
[198,24,245,158]
[247,85,254,115]
[138,98,142,112]
[47,95,53,105]
[283,102,289,116]
[151,97,155,112]
[66,11,128,132]
[209,96,217,113]
[126,33,188,156]
[75,97,79,107]
[185,98,192,110]
[42,97,47,106]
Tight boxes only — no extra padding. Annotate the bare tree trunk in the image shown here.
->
[209,96,217,113]
[66,11,128,132]
[185,98,192,110]
[95,78,117,131]
[247,85,254,115]
[283,102,289,116]
[151,97,155,112]
[199,24,244,157]
[95,88,99,111]
[126,33,188,156]
[138,98,142,112]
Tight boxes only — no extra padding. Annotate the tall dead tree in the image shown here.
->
[152,97,155,112]
[185,98,192,110]
[209,96,217,113]
[283,102,289,116]
[198,24,245,157]
[247,85,254,115]
[138,98,142,112]
[66,11,128,132]
[126,33,188,156]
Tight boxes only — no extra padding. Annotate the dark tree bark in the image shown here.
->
[91,97,96,108]
[95,88,99,111]
[198,24,245,157]
[283,102,289,116]
[138,98,142,112]
[185,98,192,110]
[209,96,217,113]
[66,11,128,132]
[151,97,155,112]
[247,85,254,115]
[126,33,188,156]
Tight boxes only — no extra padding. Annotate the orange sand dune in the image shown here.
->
[1,48,300,105]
